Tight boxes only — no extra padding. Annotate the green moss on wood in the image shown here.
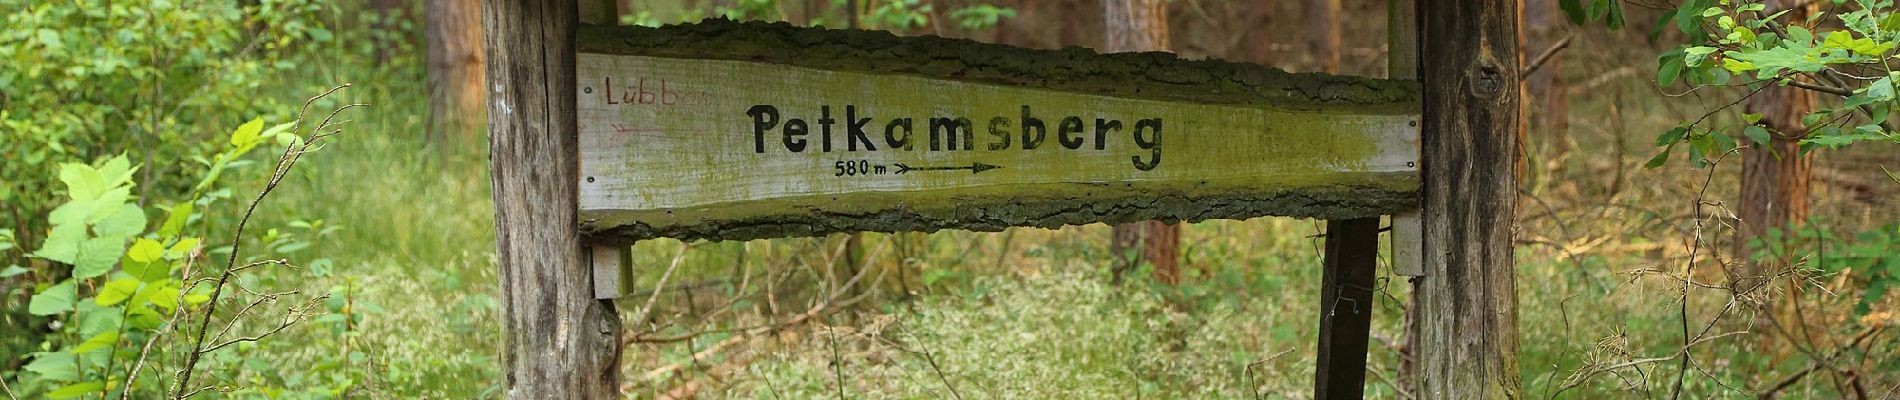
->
[578,19,1419,115]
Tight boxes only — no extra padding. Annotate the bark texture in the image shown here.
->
[1736,0,1815,281]
[1737,0,1818,363]
[1417,0,1522,398]
[483,0,622,398]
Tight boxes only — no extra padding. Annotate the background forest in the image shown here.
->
[1,0,1898,398]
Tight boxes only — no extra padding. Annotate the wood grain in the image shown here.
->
[573,29,1422,243]
[482,0,621,397]
[1416,0,1522,398]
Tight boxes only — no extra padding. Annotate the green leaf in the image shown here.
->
[98,155,135,186]
[1677,0,1711,34]
[1605,0,1625,29]
[29,279,77,316]
[0,265,27,278]
[73,236,126,279]
[229,117,265,147]
[58,162,106,201]
[1658,49,1686,86]
[85,186,131,224]
[123,257,167,283]
[167,237,200,260]
[46,198,95,228]
[1744,125,1772,146]
[159,201,193,238]
[1656,126,1690,146]
[1560,0,1588,23]
[47,381,105,399]
[126,238,164,263]
[1714,131,1736,152]
[1651,8,1679,41]
[148,283,180,311]
[262,121,297,142]
[23,351,78,381]
[34,223,86,264]
[70,331,120,354]
[1682,46,1718,66]
[1645,146,1674,169]
[96,278,142,306]
[92,203,147,240]
[1788,25,1813,45]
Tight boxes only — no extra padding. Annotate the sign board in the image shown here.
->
[575,24,1421,243]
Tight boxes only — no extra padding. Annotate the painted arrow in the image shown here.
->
[892,162,1003,175]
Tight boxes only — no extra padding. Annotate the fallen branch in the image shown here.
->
[641,335,748,383]
[656,350,757,400]
[1521,33,1574,76]
[1551,331,1748,397]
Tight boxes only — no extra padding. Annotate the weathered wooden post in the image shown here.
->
[1313,218,1380,399]
[1415,0,1522,398]
[482,0,622,398]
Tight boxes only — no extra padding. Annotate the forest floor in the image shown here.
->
[218,10,1900,400]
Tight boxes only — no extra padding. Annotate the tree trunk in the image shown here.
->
[1103,0,1182,284]
[1737,79,1813,275]
[1306,0,1342,73]
[1738,0,1817,362]
[483,0,623,397]
[1518,0,1567,181]
[1417,0,1522,397]
[429,0,488,143]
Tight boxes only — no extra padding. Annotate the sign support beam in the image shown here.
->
[1313,218,1381,399]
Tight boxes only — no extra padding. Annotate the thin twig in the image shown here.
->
[1521,33,1574,76]
[172,85,357,398]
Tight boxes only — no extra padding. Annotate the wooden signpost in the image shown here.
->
[482,1,1518,398]
[572,23,1421,247]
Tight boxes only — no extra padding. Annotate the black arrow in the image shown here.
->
[892,162,1002,175]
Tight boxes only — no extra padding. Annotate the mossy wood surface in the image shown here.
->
[576,20,1421,243]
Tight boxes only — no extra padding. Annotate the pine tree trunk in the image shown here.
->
[428,0,488,143]
[1737,1,1815,359]
[1306,0,1342,73]
[1103,0,1182,284]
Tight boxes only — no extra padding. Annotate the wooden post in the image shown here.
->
[1389,0,1425,397]
[1416,0,1521,398]
[1313,218,1380,399]
[482,0,622,397]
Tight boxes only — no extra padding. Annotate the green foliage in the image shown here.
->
[948,5,1017,30]
[1559,0,1627,29]
[1748,221,1900,317]
[1651,0,1900,170]
[13,114,296,398]
[0,0,331,267]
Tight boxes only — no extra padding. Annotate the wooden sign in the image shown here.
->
[575,22,1421,243]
